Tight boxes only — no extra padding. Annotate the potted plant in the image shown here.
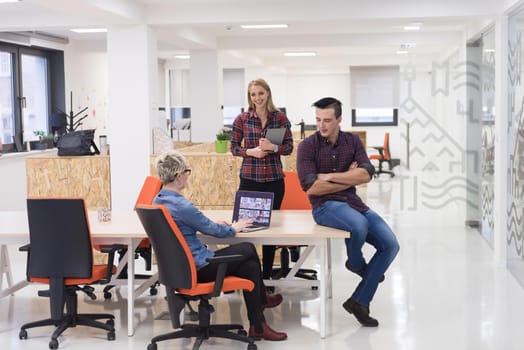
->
[215,129,231,153]
[32,131,49,150]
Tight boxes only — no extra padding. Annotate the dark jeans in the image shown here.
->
[197,242,268,326]
[238,177,285,279]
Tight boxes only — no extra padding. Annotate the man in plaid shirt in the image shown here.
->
[297,97,399,327]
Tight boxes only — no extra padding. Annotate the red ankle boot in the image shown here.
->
[264,293,283,309]
[249,322,287,341]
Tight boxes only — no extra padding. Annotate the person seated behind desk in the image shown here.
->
[153,150,287,341]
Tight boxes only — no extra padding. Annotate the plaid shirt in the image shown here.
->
[297,131,372,211]
[231,110,293,182]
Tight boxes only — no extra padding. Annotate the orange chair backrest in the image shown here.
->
[383,132,391,160]
[135,176,163,207]
[281,171,312,210]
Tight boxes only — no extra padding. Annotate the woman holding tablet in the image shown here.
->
[230,78,294,282]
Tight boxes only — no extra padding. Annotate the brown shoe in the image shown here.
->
[249,322,287,341]
[264,293,283,309]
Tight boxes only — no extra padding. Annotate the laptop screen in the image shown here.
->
[232,190,274,227]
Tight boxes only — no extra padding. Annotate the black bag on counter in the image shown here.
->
[57,130,100,156]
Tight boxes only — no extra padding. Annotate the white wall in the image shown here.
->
[64,39,109,145]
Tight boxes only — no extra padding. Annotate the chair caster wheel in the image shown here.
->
[104,292,112,300]
[312,286,318,290]
[19,329,27,340]
[107,331,116,341]
[150,287,158,296]
[49,338,59,349]
[106,319,115,327]
[237,329,247,336]
[247,343,257,350]
[147,343,157,350]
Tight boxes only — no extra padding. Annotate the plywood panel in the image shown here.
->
[26,156,110,209]
[150,151,242,209]
[68,157,111,208]
[183,154,238,207]
[26,158,69,197]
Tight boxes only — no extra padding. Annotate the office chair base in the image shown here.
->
[271,246,318,289]
[103,277,159,299]
[148,323,256,350]
[374,170,395,178]
[20,314,115,349]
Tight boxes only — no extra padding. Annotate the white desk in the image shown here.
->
[0,210,146,337]
[0,210,348,338]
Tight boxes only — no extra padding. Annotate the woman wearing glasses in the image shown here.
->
[153,150,287,341]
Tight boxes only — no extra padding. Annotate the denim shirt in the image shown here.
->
[153,189,236,269]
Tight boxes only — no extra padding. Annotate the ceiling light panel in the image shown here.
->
[70,28,107,33]
[283,52,316,57]
[241,24,288,29]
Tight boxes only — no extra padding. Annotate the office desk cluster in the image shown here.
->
[0,210,348,338]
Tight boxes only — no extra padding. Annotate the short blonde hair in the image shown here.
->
[156,150,188,185]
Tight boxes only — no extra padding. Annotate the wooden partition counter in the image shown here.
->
[26,154,111,209]
[151,151,243,209]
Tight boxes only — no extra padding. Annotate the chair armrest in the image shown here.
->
[99,244,127,283]
[19,244,30,252]
[369,146,384,157]
[206,254,245,297]
[19,244,31,281]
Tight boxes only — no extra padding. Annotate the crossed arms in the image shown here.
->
[305,162,372,196]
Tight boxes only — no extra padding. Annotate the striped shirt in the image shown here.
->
[231,110,293,182]
[297,131,372,211]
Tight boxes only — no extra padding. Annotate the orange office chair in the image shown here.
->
[103,176,162,299]
[272,171,318,283]
[19,198,121,349]
[368,132,395,177]
[135,204,257,350]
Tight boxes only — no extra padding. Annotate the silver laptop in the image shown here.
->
[232,190,274,232]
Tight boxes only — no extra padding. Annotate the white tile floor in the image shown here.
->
[2,173,524,350]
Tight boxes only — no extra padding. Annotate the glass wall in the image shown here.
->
[507,8,524,284]
[480,29,496,246]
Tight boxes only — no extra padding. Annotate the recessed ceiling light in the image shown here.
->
[400,42,417,49]
[0,0,20,3]
[70,28,107,33]
[396,50,409,55]
[403,25,420,31]
[174,55,190,59]
[283,52,316,57]
[484,49,495,53]
[241,24,288,29]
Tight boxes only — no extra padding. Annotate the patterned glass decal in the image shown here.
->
[508,15,524,265]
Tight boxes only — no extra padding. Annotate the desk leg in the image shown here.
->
[327,238,333,299]
[0,245,29,298]
[127,238,136,337]
[1,245,8,291]
[320,240,327,339]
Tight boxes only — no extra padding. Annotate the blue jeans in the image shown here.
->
[313,201,399,307]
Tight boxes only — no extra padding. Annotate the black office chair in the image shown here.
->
[19,198,122,349]
[136,204,257,350]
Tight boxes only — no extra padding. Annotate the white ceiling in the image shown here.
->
[0,0,515,70]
